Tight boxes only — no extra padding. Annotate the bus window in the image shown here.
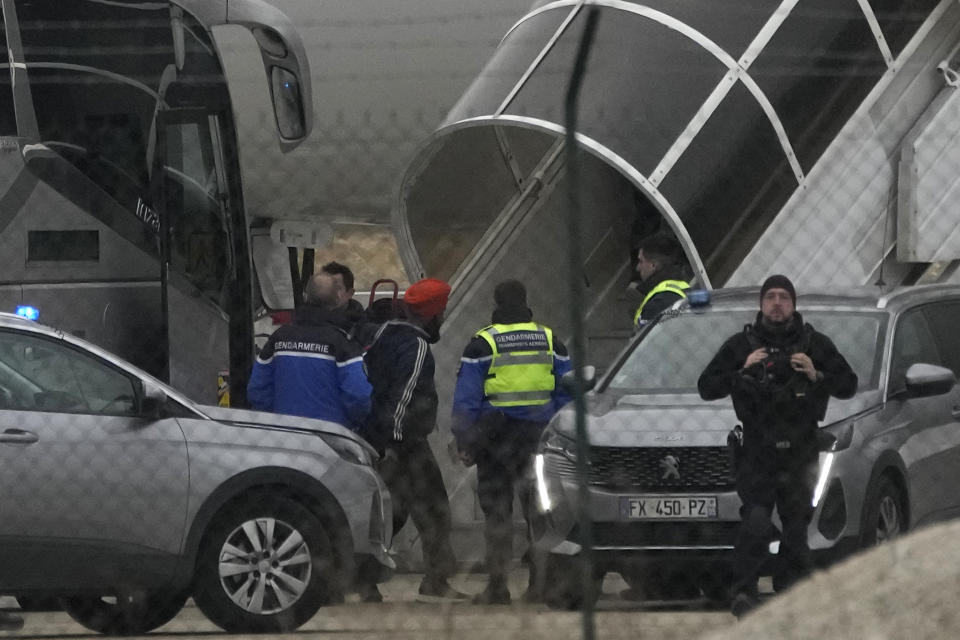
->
[163,117,231,306]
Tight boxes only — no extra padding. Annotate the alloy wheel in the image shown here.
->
[875,495,901,544]
[217,517,312,614]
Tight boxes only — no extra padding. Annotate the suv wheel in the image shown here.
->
[623,566,701,601]
[861,475,905,546]
[15,595,61,612]
[696,565,734,604]
[61,590,187,634]
[542,555,602,610]
[193,494,334,633]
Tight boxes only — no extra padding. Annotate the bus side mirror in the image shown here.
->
[174,0,313,151]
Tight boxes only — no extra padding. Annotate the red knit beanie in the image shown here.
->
[404,278,451,318]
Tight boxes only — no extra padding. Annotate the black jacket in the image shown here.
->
[362,320,439,454]
[698,312,858,455]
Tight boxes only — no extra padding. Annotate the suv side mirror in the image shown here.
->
[560,366,597,395]
[140,381,169,419]
[905,363,956,398]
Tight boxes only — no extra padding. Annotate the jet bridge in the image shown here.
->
[396,0,941,365]
[392,0,946,553]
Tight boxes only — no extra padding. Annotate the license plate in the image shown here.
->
[620,495,718,520]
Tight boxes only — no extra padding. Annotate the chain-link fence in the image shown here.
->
[3,1,960,639]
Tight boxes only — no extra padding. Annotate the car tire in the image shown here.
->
[542,555,602,610]
[192,494,334,633]
[15,595,61,612]
[623,566,701,601]
[860,475,905,547]
[696,566,734,604]
[60,590,187,635]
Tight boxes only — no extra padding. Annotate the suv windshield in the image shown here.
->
[607,309,885,394]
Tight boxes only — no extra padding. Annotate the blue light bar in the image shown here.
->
[15,305,39,321]
[687,289,712,308]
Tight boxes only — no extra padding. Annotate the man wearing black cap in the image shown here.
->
[452,279,572,604]
[698,275,857,617]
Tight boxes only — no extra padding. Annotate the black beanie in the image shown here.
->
[494,279,527,309]
[760,274,796,305]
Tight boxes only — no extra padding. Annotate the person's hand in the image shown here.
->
[378,447,399,478]
[458,449,475,467]
[743,348,768,369]
[790,353,818,382]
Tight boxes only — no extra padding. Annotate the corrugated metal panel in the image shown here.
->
[898,86,960,262]
[731,2,960,287]
[400,0,943,293]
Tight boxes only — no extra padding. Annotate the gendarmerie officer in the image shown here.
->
[632,233,690,329]
[247,272,371,430]
[452,280,571,604]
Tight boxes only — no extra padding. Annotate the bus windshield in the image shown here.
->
[14,0,233,305]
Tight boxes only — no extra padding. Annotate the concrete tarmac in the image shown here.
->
[2,571,735,640]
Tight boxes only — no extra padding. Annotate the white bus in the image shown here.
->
[0,0,311,405]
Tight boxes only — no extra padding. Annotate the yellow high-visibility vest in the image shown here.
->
[633,279,690,327]
[476,322,555,407]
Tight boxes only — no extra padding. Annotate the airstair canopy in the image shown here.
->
[396,0,940,294]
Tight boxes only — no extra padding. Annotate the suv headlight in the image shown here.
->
[541,429,578,460]
[813,421,855,507]
[319,433,376,467]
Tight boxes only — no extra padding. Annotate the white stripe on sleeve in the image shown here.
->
[393,337,427,441]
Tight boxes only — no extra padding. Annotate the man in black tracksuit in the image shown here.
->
[698,275,857,617]
[360,278,467,603]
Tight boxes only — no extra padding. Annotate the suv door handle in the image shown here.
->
[952,406,960,420]
[0,429,39,444]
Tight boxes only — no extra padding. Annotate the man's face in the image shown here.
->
[329,274,354,308]
[761,288,794,324]
[422,312,444,343]
[635,250,658,282]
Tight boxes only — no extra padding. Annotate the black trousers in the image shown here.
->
[474,418,544,582]
[380,436,457,582]
[732,448,817,596]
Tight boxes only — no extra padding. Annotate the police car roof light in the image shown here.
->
[15,305,39,321]
[687,289,711,307]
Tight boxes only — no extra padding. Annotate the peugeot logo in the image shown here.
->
[660,455,681,480]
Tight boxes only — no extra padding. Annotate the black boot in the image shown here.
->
[357,582,384,603]
[730,591,760,618]
[473,577,511,605]
[521,565,543,603]
[417,577,469,603]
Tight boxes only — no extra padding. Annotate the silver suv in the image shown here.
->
[0,312,392,633]
[531,286,960,607]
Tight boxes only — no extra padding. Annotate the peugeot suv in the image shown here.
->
[531,286,960,607]
[0,312,392,633]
